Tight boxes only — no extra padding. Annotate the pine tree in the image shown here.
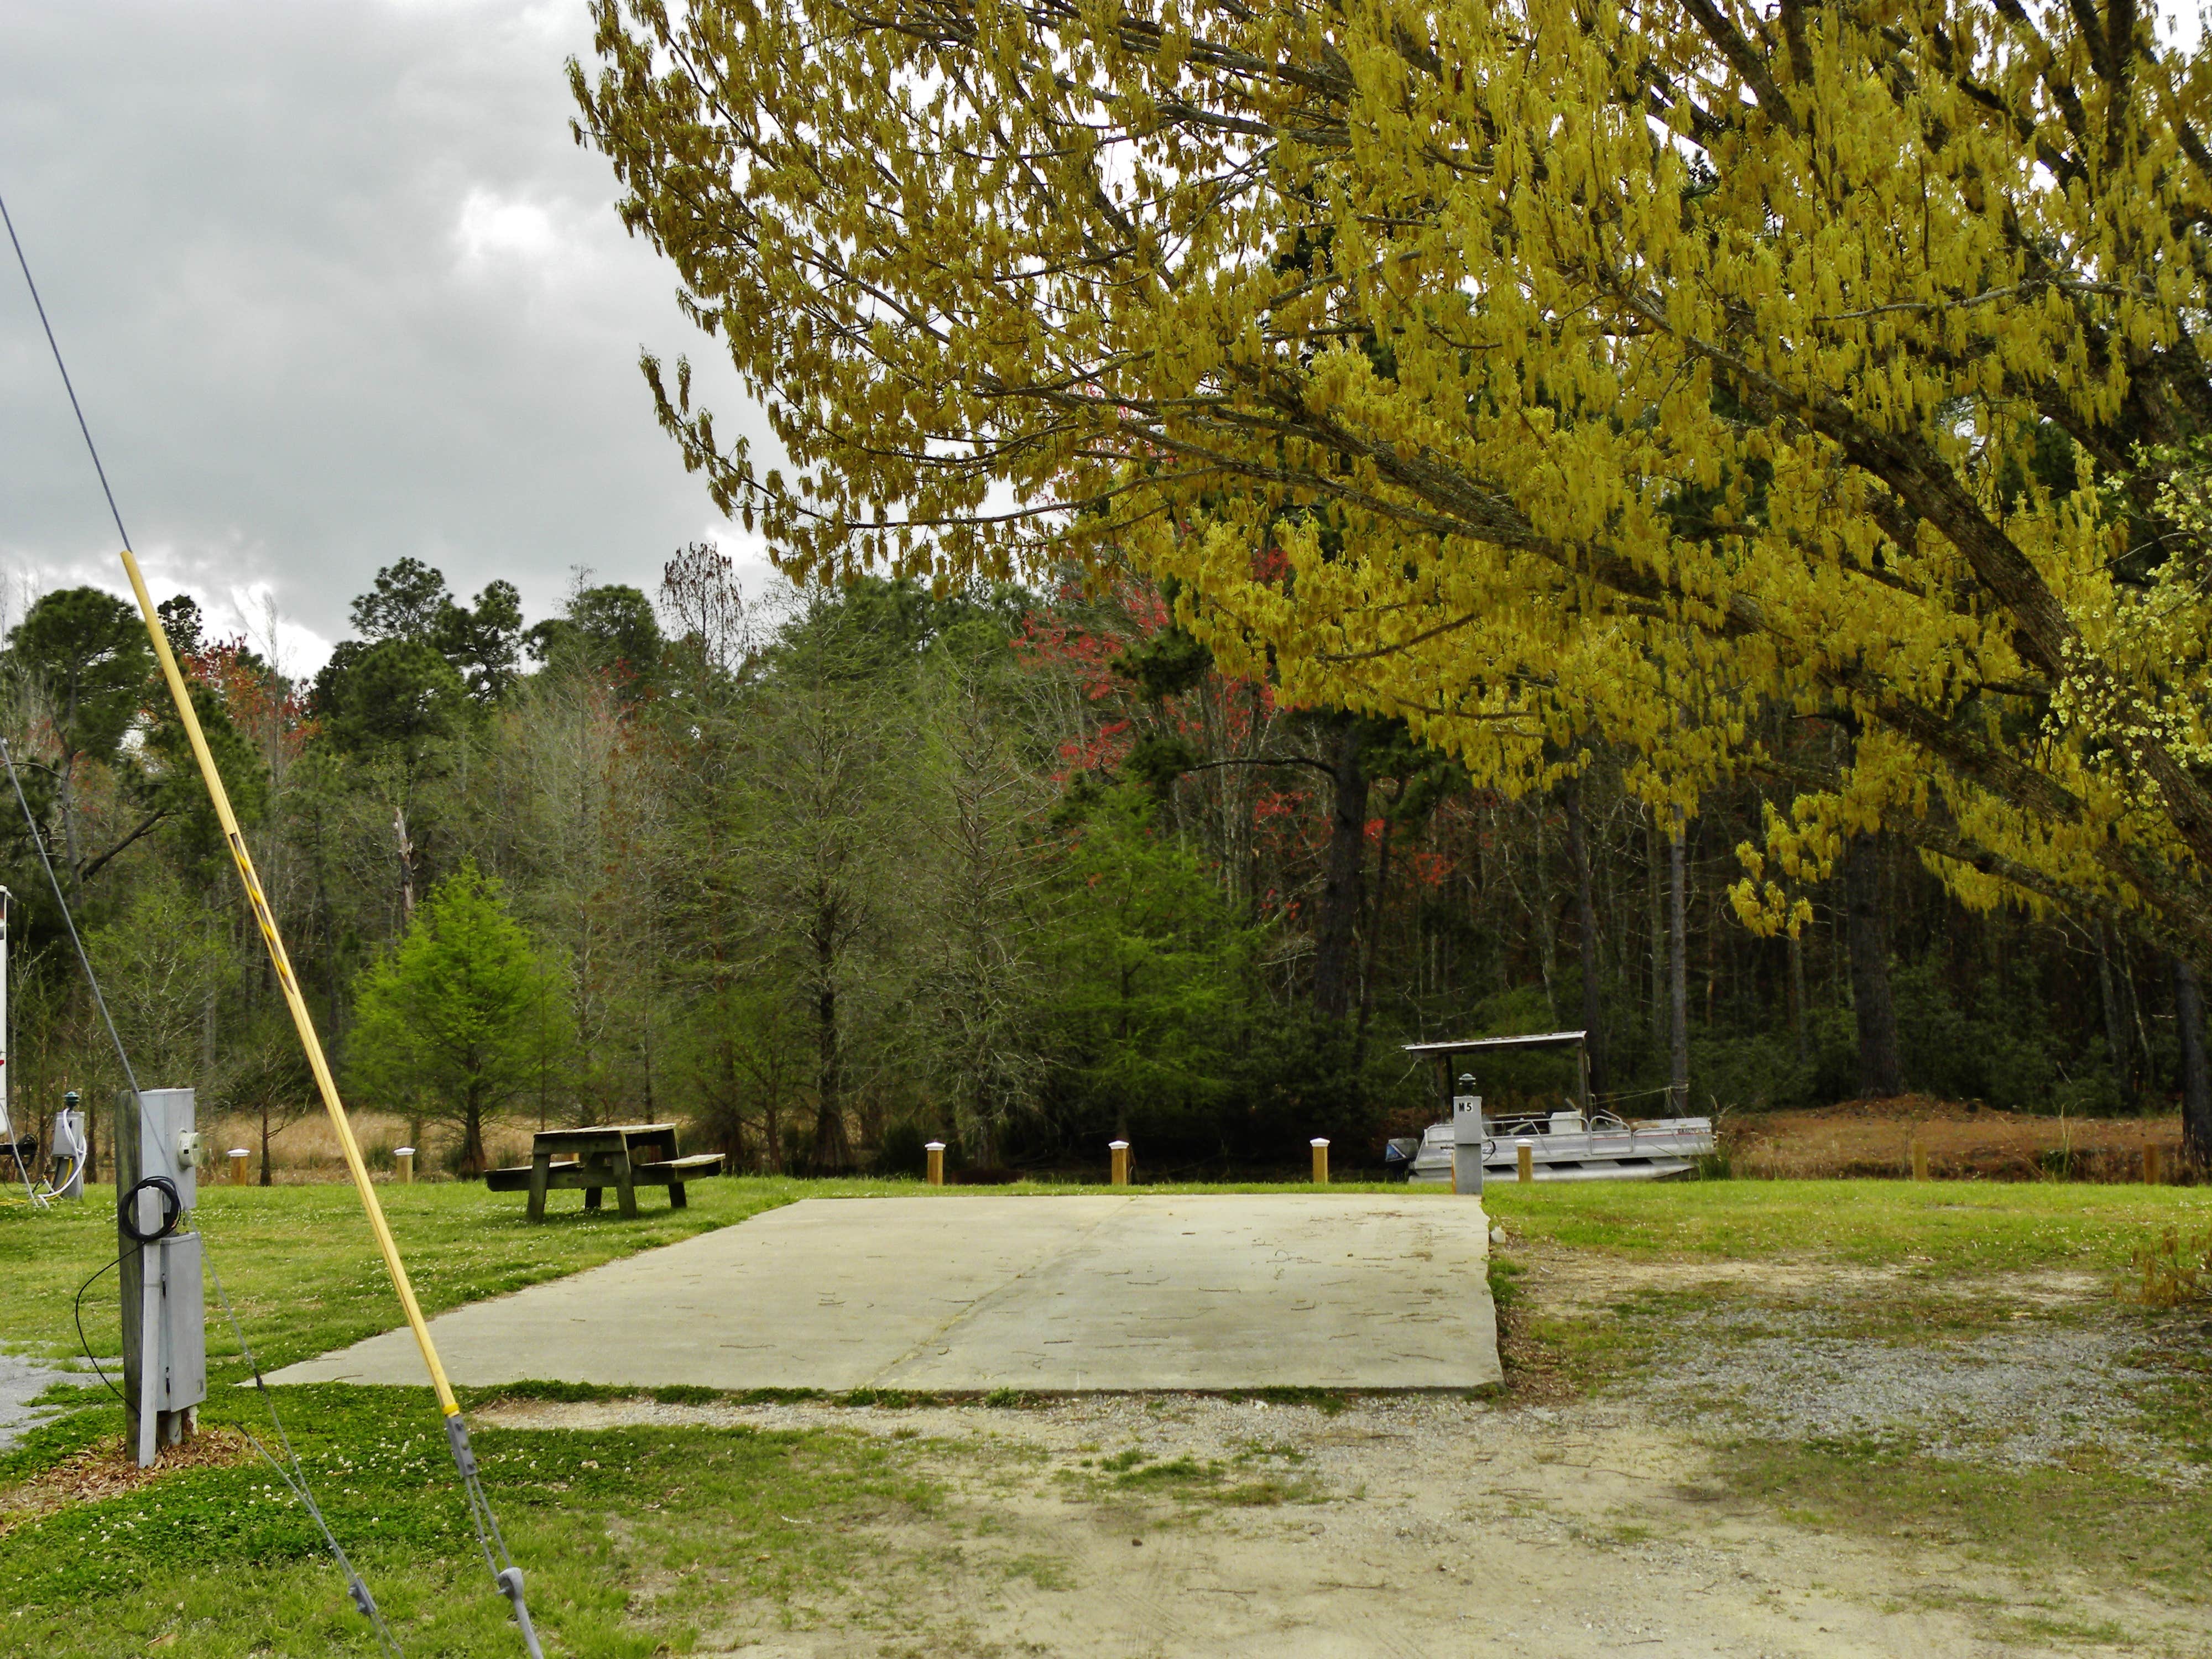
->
[348,860,571,1173]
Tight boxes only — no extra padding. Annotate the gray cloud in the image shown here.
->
[0,0,771,674]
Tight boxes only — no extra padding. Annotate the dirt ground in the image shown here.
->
[1728,1095,2184,1181]
[481,1245,2203,1658]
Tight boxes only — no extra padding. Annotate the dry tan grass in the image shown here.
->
[195,1110,544,1184]
[1727,1094,2185,1181]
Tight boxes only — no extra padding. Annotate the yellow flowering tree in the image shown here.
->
[572,0,2212,968]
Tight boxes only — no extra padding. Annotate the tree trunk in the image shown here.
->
[1312,719,1368,1023]
[812,976,849,1172]
[1647,816,1667,1047]
[1116,963,1133,1141]
[2096,922,2135,1104]
[1529,805,1559,1023]
[1566,778,1607,1096]
[1354,791,1396,1067]
[59,757,81,894]
[764,1079,784,1175]
[1788,929,1809,1066]
[394,806,416,923]
[1845,835,1905,1097]
[462,1099,487,1176]
[259,1098,273,1187]
[1668,811,1689,1115]
[2177,955,2211,1170]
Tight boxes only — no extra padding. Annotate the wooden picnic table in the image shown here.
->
[484,1123,723,1220]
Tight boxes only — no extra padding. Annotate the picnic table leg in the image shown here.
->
[527,1151,551,1223]
[669,1180,687,1211]
[615,1150,640,1219]
[583,1185,602,1212]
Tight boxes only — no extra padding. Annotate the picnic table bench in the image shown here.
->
[485,1123,723,1220]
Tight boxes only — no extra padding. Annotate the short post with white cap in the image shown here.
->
[925,1141,946,1186]
[395,1146,415,1185]
[1109,1139,1130,1186]
[1310,1138,1329,1184]
[228,1147,249,1186]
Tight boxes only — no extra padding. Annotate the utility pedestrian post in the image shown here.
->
[1452,1077,1485,1196]
[51,1088,86,1201]
[116,1088,207,1466]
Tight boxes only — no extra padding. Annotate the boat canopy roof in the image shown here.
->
[1402,1029,1587,1057]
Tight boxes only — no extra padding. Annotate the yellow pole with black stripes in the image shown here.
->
[118,548,461,1418]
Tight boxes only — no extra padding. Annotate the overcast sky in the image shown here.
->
[0,0,769,678]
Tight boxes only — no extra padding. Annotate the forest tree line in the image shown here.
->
[2,544,2204,1184]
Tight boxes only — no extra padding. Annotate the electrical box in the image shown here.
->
[137,1088,198,1211]
[153,1232,206,1412]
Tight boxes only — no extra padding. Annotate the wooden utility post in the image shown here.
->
[925,1141,946,1186]
[1109,1140,1130,1186]
[116,1089,206,1464]
[1310,1138,1329,1185]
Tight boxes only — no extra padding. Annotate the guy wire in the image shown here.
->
[0,736,402,1654]
[0,186,130,551]
[0,186,404,1653]
[4,173,544,1659]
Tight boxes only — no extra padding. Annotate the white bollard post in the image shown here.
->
[925,1141,946,1186]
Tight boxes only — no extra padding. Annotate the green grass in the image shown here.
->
[1718,1437,2212,1600]
[2,1388,940,1657]
[1483,1176,2212,1273]
[1062,1443,1322,1507]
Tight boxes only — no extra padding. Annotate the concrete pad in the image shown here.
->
[266,1195,1498,1392]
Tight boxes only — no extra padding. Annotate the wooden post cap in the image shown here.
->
[925,1141,947,1151]
[1109,1139,1130,1149]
